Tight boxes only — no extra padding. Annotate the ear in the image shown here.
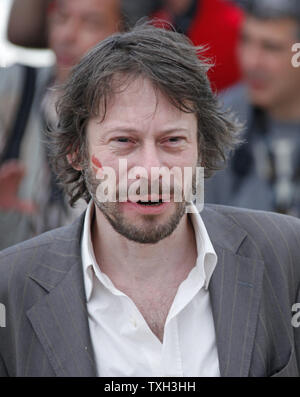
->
[66,153,82,171]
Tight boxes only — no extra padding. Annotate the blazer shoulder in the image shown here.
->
[205,204,300,235]
[204,204,300,289]
[205,204,300,265]
[0,213,85,292]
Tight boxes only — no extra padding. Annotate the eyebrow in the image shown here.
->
[101,126,191,135]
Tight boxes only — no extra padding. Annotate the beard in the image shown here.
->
[83,165,193,244]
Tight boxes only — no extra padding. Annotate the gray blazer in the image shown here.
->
[0,204,300,377]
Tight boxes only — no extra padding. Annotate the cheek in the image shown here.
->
[79,32,105,54]
[171,151,198,172]
[48,22,62,47]
[91,154,103,174]
[91,153,120,181]
[92,154,102,168]
[188,142,199,166]
[275,73,297,96]
[266,55,288,76]
[238,47,254,71]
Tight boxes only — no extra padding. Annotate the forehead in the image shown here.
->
[242,15,298,42]
[90,77,196,132]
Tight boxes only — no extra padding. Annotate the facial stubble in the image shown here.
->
[83,165,190,244]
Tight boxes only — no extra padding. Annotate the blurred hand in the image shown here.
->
[0,160,37,214]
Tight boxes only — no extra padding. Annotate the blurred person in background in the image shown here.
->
[152,0,244,91]
[0,0,125,250]
[205,0,300,217]
[7,0,161,49]
[7,0,243,91]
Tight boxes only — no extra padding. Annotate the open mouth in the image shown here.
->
[136,199,164,206]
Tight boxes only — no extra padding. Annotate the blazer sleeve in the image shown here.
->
[294,285,300,373]
[0,353,8,377]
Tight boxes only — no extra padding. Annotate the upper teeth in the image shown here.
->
[138,200,162,205]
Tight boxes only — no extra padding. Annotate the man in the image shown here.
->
[205,0,300,216]
[0,0,122,249]
[0,22,300,377]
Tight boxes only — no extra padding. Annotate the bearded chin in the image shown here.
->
[95,201,186,244]
[83,166,190,244]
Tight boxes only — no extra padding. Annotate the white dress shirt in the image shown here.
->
[81,201,220,377]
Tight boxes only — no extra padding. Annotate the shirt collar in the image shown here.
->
[188,202,218,290]
[81,201,96,302]
[81,201,217,302]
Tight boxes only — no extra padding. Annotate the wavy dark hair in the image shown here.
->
[48,20,241,207]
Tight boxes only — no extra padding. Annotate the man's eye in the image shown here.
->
[164,137,184,144]
[111,137,135,146]
[263,43,284,52]
[116,137,131,143]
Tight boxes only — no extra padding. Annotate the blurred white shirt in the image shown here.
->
[81,201,220,377]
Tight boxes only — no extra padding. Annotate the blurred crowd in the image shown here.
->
[206,0,300,217]
[0,0,299,250]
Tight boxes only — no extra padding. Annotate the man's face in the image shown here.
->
[238,16,300,110]
[48,0,120,82]
[84,77,198,244]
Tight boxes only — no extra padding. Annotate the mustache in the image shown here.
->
[118,178,183,200]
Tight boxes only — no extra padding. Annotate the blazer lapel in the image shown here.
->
[26,213,97,377]
[202,206,265,377]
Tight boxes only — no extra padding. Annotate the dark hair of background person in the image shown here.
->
[48,21,241,207]
[235,0,300,34]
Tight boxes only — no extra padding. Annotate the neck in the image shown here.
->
[91,205,197,290]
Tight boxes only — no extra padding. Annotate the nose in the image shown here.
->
[127,141,164,186]
[138,142,164,179]
[127,142,166,199]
